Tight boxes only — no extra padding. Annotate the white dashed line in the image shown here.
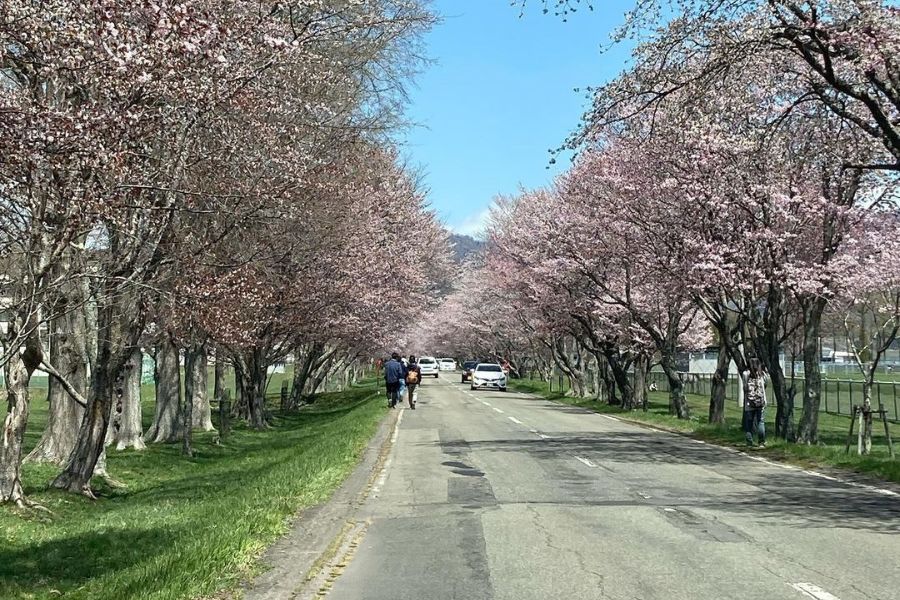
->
[492,407,505,414]
[482,401,492,407]
[574,456,596,468]
[790,583,842,600]
[508,416,524,425]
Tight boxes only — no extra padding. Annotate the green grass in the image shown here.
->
[0,379,387,600]
[509,378,900,484]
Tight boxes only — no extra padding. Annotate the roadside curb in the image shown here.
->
[512,387,900,499]
[241,400,400,600]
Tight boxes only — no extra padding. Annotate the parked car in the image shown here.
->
[460,360,479,383]
[418,356,439,378]
[470,363,507,392]
[439,358,457,371]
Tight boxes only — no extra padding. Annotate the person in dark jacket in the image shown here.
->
[384,352,405,408]
[405,355,422,409]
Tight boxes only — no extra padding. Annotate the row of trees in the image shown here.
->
[428,0,900,446]
[0,1,448,506]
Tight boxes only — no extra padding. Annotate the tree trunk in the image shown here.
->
[860,383,873,455]
[213,351,227,405]
[797,299,827,444]
[106,347,145,451]
[290,344,320,406]
[660,351,689,419]
[633,353,649,411]
[144,335,182,443]
[232,358,248,420]
[27,306,88,464]
[52,296,137,496]
[708,346,730,425]
[182,368,193,458]
[597,354,617,404]
[236,348,269,429]
[186,343,213,431]
[1,348,36,504]
[604,346,634,408]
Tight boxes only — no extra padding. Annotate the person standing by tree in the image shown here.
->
[384,352,404,409]
[742,358,768,448]
[406,355,422,409]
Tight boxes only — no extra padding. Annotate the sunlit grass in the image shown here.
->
[0,379,385,600]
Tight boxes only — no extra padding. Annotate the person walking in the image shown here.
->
[405,355,422,409]
[398,356,409,403]
[384,352,404,409]
[741,357,768,447]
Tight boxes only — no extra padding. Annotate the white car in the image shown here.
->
[418,356,439,378]
[438,358,457,371]
[470,363,507,392]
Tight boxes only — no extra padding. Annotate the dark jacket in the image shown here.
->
[384,359,405,384]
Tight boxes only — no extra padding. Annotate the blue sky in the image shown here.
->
[403,0,634,236]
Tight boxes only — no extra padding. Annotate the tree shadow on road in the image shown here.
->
[434,431,900,534]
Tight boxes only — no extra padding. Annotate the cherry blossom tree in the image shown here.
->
[2,0,437,500]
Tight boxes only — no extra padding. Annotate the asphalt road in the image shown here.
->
[324,373,900,600]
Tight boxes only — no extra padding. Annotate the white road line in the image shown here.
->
[482,401,492,407]
[601,415,619,421]
[790,583,842,600]
[508,416,524,425]
[390,409,404,444]
[492,407,505,414]
[637,492,652,499]
[538,433,551,439]
[574,456,596,468]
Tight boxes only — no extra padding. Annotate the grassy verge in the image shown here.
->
[0,380,386,600]
[509,378,900,484]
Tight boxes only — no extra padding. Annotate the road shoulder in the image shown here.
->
[241,405,399,600]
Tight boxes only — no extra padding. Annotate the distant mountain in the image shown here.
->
[448,233,485,264]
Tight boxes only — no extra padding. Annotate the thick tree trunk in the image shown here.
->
[106,347,145,451]
[660,351,689,419]
[144,336,182,443]
[27,307,88,464]
[236,348,269,429]
[52,297,137,496]
[708,346,730,425]
[186,343,213,431]
[797,299,827,444]
[604,347,634,408]
[597,354,618,404]
[290,344,320,406]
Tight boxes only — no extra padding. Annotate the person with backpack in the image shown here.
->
[384,352,405,409]
[405,355,422,409]
[741,357,768,447]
